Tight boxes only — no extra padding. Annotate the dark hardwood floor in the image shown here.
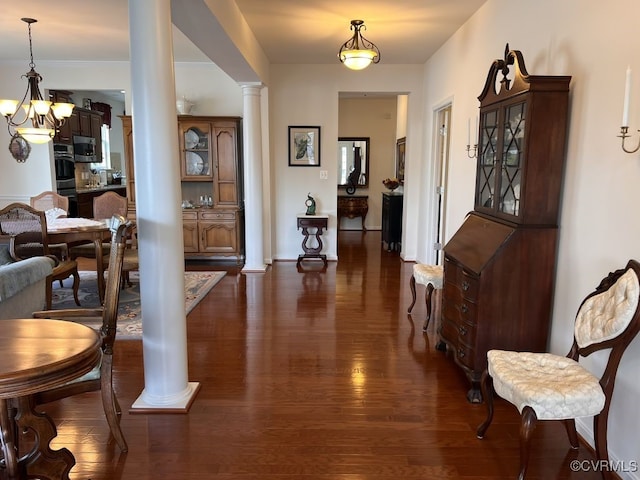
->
[41,231,605,479]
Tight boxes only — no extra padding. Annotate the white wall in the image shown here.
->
[269,64,424,261]
[421,0,640,475]
[0,60,242,205]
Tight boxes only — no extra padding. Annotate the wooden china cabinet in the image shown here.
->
[438,45,571,402]
[121,115,244,263]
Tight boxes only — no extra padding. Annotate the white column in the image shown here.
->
[241,83,267,272]
[129,0,199,411]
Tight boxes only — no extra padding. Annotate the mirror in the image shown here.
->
[338,137,369,192]
[8,134,31,163]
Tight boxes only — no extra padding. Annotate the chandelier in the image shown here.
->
[338,20,381,71]
[0,18,74,147]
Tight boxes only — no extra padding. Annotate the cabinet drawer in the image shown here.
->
[199,211,236,221]
[442,298,478,329]
[182,211,198,220]
[455,342,475,369]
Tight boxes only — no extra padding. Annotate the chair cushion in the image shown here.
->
[413,264,444,288]
[575,268,639,348]
[488,350,605,420]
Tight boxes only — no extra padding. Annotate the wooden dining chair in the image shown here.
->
[476,260,640,480]
[68,192,137,288]
[30,190,69,214]
[32,215,133,453]
[69,191,127,261]
[30,191,71,279]
[0,203,80,309]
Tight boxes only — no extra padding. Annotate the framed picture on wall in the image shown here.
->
[396,137,406,183]
[289,126,321,166]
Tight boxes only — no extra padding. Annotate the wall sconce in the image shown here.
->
[619,66,640,153]
[338,20,380,71]
[466,117,478,158]
[0,18,74,160]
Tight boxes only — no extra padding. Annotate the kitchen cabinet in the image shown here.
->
[438,45,571,402]
[50,90,73,144]
[122,115,244,262]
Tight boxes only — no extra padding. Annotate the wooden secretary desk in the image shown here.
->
[438,45,571,402]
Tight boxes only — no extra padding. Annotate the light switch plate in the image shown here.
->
[320,170,328,180]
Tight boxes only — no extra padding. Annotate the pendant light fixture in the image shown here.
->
[338,20,381,71]
[0,18,74,152]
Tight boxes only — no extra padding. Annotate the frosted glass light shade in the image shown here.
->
[17,127,54,144]
[0,99,19,117]
[340,50,377,70]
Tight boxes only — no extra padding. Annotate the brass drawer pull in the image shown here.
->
[462,281,470,291]
[457,349,466,358]
[461,304,469,314]
[459,325,467,336]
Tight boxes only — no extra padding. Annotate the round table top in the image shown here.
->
[0,319,101,399]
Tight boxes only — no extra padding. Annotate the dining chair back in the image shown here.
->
[30,191,69,214]
[0,203,80,309]
[32,215,133,453]
[476,259,640,480]
[93,191,127,219]
[30,190,70,262]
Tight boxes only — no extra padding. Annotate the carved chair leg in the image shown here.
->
[408,274,417,313]
[71,270,80,306]
[518,406,538,480]
[423,283,435,331]
[46,277,53,310]
[100,358,128,452]
[563,419,579,449]
[594,408,612,480]
[476,370,494,439]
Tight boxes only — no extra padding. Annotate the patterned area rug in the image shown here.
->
[51,270,225,339]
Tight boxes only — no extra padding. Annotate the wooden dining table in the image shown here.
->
[0,319,101,480]
[47,217,111,303]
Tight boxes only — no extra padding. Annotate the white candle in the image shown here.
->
[467,118,471,145]
[623,65,632,127]
[475,116,479,145]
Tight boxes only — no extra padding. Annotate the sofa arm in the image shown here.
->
[0,256,55,302]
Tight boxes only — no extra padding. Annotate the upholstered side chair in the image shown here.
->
[32,215,133,453]
[476,259,640,480]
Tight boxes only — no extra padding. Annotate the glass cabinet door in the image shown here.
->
[476,102,526,219]
[181,123,213,180]
[499,102,526,217]
[476,109,499,210]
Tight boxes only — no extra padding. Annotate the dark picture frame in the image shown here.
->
[396,136,406,183]
[289,126,321,166]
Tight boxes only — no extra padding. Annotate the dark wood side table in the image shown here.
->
[296,215,328,267]
[0,319,101,480]
[381,192,403,251]
[337,195,368,230]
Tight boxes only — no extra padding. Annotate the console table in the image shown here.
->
[337,195,368,230]
[296,215,328,267]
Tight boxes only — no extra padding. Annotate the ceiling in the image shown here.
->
[0,0,486,66]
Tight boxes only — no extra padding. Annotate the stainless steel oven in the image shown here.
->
[53,143,75,180]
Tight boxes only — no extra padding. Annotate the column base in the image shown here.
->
[129,381,201,414]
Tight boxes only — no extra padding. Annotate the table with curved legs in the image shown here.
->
[0,319,101,480]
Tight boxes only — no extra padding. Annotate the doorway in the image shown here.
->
[433,104,451,264]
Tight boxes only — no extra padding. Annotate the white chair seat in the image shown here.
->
[488,350,605,421]
[413,264,443,288]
